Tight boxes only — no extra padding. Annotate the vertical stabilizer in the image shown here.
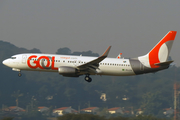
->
[138,31,177,68]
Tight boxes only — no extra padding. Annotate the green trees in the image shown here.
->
[56,47,99,56]
[21,111,46,120]
[1,117,14,120]
[11,90,23,107]
[57,114,169,120]
[141,91,164,115]
[57,114,105,120]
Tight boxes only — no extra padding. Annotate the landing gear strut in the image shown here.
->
[18,71,22,77]
[84,75,92,82]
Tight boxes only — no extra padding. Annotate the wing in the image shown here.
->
[77,46,111,73]
[116,53,122,59]
[154,60,174,66]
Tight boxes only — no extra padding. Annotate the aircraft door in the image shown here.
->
[22,55,27,64]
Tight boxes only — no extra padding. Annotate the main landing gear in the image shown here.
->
[84,75,92,82]
[18,71,22,77]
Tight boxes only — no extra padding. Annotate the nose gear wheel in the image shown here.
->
[18,71,22,77]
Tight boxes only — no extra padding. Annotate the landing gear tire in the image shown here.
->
[88,78,92,82]
[18,72,22,77]
[85,75,92,82]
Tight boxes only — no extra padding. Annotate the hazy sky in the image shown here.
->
[0,0,180,65]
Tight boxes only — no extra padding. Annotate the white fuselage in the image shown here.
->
[3,53,135,76]
[2,31,176,82]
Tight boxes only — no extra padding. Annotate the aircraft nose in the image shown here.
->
[2,59,9,66]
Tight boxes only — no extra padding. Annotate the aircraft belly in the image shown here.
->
[99,66,135,76]
[23,68,57,72]
[16,62,59,72]
[129,59,169,75]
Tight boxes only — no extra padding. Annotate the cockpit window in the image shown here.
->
[11,57,16,59]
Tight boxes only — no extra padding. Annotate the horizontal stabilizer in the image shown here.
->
[154,61,174,66]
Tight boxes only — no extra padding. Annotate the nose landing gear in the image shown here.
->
[84,75,92,82]
[18,71,22,77]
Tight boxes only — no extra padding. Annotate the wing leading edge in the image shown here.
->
[77,46,111,72]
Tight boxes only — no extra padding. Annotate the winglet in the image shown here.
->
[101,46,111,57]
[117,53,122,59]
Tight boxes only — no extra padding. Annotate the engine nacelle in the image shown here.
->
[58,66,78,77]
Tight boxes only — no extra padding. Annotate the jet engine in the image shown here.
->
[58,66,79,77]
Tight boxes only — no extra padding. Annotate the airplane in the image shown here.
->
[116,53,123,59]
[2,31,177,82]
